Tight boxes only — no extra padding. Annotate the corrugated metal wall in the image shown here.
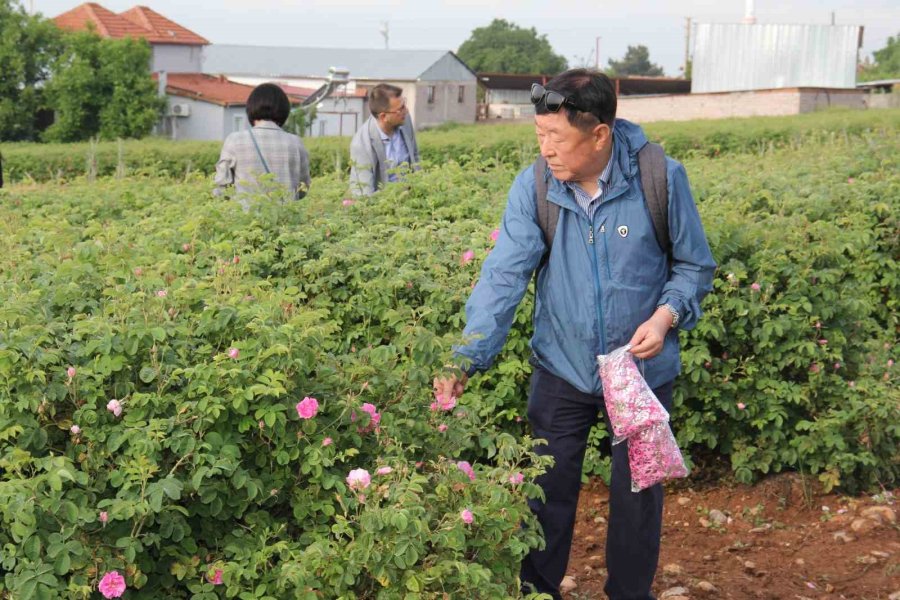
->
[692,23,861,93]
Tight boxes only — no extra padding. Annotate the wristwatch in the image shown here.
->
[657,303,680,329]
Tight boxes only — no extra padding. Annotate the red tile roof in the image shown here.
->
[156,74,305,107]
[120,6,208,45]
[53,3,207,46]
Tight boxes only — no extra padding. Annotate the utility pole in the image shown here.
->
[684,17,692,78]
[380,21,389,50]
[595,36,601,70]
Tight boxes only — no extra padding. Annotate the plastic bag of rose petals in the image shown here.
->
[597,344,670,444]
[627,421,689,492]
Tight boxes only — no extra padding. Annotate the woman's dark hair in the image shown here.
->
[246,83,292,126]
[536,68,617,131]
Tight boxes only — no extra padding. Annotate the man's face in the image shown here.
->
[381,95,407,127]
[534,112,608,183]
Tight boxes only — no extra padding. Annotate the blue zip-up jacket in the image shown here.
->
[455,119,716,394]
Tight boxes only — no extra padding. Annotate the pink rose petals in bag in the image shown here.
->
[627,421,689,492]
[597,344,670,444]
[597,344,689,492]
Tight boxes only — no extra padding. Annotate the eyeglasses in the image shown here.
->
[382,98,407,115]
[531,83,588,114]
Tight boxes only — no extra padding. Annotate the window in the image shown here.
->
[427,85,436,104]
[233,115,244,132]
[458,85,465,103]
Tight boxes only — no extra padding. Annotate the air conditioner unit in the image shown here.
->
[167,103,191,117]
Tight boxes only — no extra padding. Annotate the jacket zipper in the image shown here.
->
[587,223,608,353]
[600,224,612,279]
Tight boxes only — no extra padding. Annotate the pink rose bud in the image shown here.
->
[809,363,820,374]
[461,250,475,265]
[322,437,333,447]
[833,362,841,370]
[737,402,746,410]
[67,366,77,379]
[376,466,393,475]
[233,256,240,264]
[750,282,761,292]
[70,424,81,435]
[461,509,474,524]
[228,347,239,359]
[133,267,143,276]
[490,228,500,242]
[437,423,448,432]
[888,359,894,368]
[342,199,355,207]
[847,177,855,184]
[156,289,167,298]
[818,339,828,345]
[99,511,109,523]
[815,321,822,329]
[182,243,191,252]
[848,380,856,388]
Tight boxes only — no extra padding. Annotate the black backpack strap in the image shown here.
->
[533,156,558,270]
[637,142,670,258]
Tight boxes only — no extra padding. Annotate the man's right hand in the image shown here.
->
[433,368,468,402]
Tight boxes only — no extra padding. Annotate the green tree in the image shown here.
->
[457,19,568,74]
[43,32,164,142]
[0,0,60,141]
[858,33,900,82]
[607,45,665,77]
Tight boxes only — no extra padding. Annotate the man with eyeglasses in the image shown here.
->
[434,69,716,599]
[349,83,420,196]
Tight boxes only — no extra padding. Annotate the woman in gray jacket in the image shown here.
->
[214,83,311,204]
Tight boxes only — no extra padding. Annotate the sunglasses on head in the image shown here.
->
[531,83,589,114]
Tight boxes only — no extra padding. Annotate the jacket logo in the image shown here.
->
[617,225,628,238]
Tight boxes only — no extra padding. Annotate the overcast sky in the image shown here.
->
[32,0,899,76]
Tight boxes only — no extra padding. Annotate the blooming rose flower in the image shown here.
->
[818,339,828,345]
[296,396,319,419]
[342,199,355,207]
[809,363,821,374]
[437,423,448,432]
[461,250,475,265]
[106,399,122,417]
[232,256,240,264]
[182,243,191,252]
[509,472,525,485]
[70,424,81,435]
[98,571,126,598]
[461,509,474,524]
[353,403,381,432]
[346,468,371,491]
[435,394,457,411]
[322,437,333,447]
[208,569,223,585]
[490,229,500,242]
[156,289,167,298]
[133,267,143,277]
[456,460,476,481]
[737,402,746,410]
[376,466,393,475]
[228,347,239,359]
[99,511,109,523]
[750,282,761,292]
[67,366,77,379]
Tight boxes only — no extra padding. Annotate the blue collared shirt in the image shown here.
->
[377,125,411,182]
[564,141,615,220]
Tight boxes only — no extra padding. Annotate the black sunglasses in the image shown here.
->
[531,83,588,114]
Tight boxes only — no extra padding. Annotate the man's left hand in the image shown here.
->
[628,307,673,359]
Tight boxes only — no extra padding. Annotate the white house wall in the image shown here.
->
[413,81,476,127]
[153,45,204,74]
[163,97,227,141]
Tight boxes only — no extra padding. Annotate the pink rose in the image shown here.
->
[833,362,841,370]
[182,243,191,252]
[818,339,828,345]
[437,423,448,432]
[847,177,855,184]
[461,509,474,524]
[99,511,109,523]
[814,321,822,329]
[346,468,371,491]
[322,437,333,447]
[737,402,746,410]
[461,250,475,265]
[227,347,240,359]
[376,466,393,475]
[98,571,126,598]
[133,267,143,277]
[353,402,381,432]
[456,460,476,481]
[848,380,856,388]
[106,399,122,417]
[750,282,761,292]
[342,199,355,207]
[490,228,500,242]
[434,393,457,412]
[509,472,525,485]
[888,359,894,368]
[809,363,820,374]
[296,396,319,419]
[156,289,167,298]
[67,366,77,379]
[70,424,81,435]
[232,256,240,264]
[207,569,223,585]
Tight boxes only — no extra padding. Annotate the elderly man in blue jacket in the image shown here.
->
[434,69,716,600]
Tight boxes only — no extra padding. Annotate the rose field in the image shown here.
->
[0,108,898,599]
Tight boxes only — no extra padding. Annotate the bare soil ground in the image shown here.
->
[564,474,900,600]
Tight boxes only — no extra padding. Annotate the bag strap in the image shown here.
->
[637,142,670,257]
[247,126,271,174]
[533,156,558,270]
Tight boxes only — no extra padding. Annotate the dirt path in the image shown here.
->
[564,474,899,600]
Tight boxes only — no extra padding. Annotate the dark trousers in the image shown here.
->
[520,366,674,600]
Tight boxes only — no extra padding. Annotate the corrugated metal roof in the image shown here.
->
[202,45,457,81]
[692,23,861,93]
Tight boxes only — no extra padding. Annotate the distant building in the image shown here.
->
[202,46,478,132]
[51,3,476,140]
[691,23,863,93]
